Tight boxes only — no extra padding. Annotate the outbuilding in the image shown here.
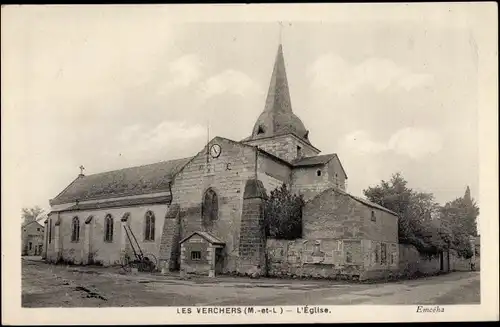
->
[179,231,225,277]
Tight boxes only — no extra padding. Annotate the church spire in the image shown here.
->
[247,44,311,144]
[263,44,293,115]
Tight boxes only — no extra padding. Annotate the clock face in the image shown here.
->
[210,144,222,158]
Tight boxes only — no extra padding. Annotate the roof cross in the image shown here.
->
[79,165,85,175]
[279,21,284,44]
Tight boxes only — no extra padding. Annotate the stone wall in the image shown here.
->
[326,157,347,191]
[238,179,267,274]
[398,244,447,277]
[266,238,364,280]
[244,134,319,163]
[257,153,291,195]
[168,137,258,273]
[180,234,212,275]
[291,166,334,201]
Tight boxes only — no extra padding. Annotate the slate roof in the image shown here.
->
[292,154,336,167]
[50,157,191,206]
[180,231,225,245]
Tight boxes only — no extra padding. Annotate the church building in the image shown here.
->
[44,44,399,280]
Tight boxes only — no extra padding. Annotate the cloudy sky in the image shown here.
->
[2,5,490,221]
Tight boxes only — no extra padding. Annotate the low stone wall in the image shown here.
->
[266,239,365,280]
[398,244,443,277]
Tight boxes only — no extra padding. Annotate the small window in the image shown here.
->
[104,214,114,242]
[371,211,376,222]
[23,229,26,232]
[191,251,202,261]
[297,146,302,158]
[316,169,322,177]
[257,125,265,134]
[29,242,32,250]
[37,228,40,231]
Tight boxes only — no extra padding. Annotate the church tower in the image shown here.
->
[242,44,321,162]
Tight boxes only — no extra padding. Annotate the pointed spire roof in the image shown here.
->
[246,44,310,144]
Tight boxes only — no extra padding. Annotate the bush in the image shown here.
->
[263,184,304,240]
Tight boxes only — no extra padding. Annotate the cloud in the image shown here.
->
[199,70,262,100]
[156,54,203,95]
[308,54,434,94]
[341,127,443,159]
[118,120,205,150]
[105,120,206,166]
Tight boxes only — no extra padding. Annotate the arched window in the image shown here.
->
[144,211,155,241]
[202,188,218,228]
[104,214,114,242]
[71,216,80,242]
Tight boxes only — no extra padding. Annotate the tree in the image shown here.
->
[440,191,479,258]
[22,206,45,225]
[263,184,304,239]
[363,173,446,256]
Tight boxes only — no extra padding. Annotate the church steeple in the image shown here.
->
[247,44,311,145]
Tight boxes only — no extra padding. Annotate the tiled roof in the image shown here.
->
[50,157,191,205]
[292,154,336,167]
[180,231,225,245]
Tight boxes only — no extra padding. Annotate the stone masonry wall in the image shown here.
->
[266,238,365,280]
[291,166,334,202]
[238,179,267,274]
[257,154,291,195]
[169,137,258,273]
[326,156,347,191]
[245,134,319,163]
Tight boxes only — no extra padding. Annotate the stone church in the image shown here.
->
[44,44,399,280]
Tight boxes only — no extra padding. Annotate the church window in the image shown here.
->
[374,243,380,264]
[29,242,32,250]
[104,214,114,242]
[202,188,218,228]
[191,251,201,261]
[257,125,266,134]
[371,210,376,222]
[296,146,302,158]
[144,211,155,241]
[71,216,80,242]
[48,219,52,244]
[316,169,322,177]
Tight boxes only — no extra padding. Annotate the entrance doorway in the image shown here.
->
[215,248,224,274]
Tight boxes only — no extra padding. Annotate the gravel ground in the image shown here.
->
[22,258,480,307]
